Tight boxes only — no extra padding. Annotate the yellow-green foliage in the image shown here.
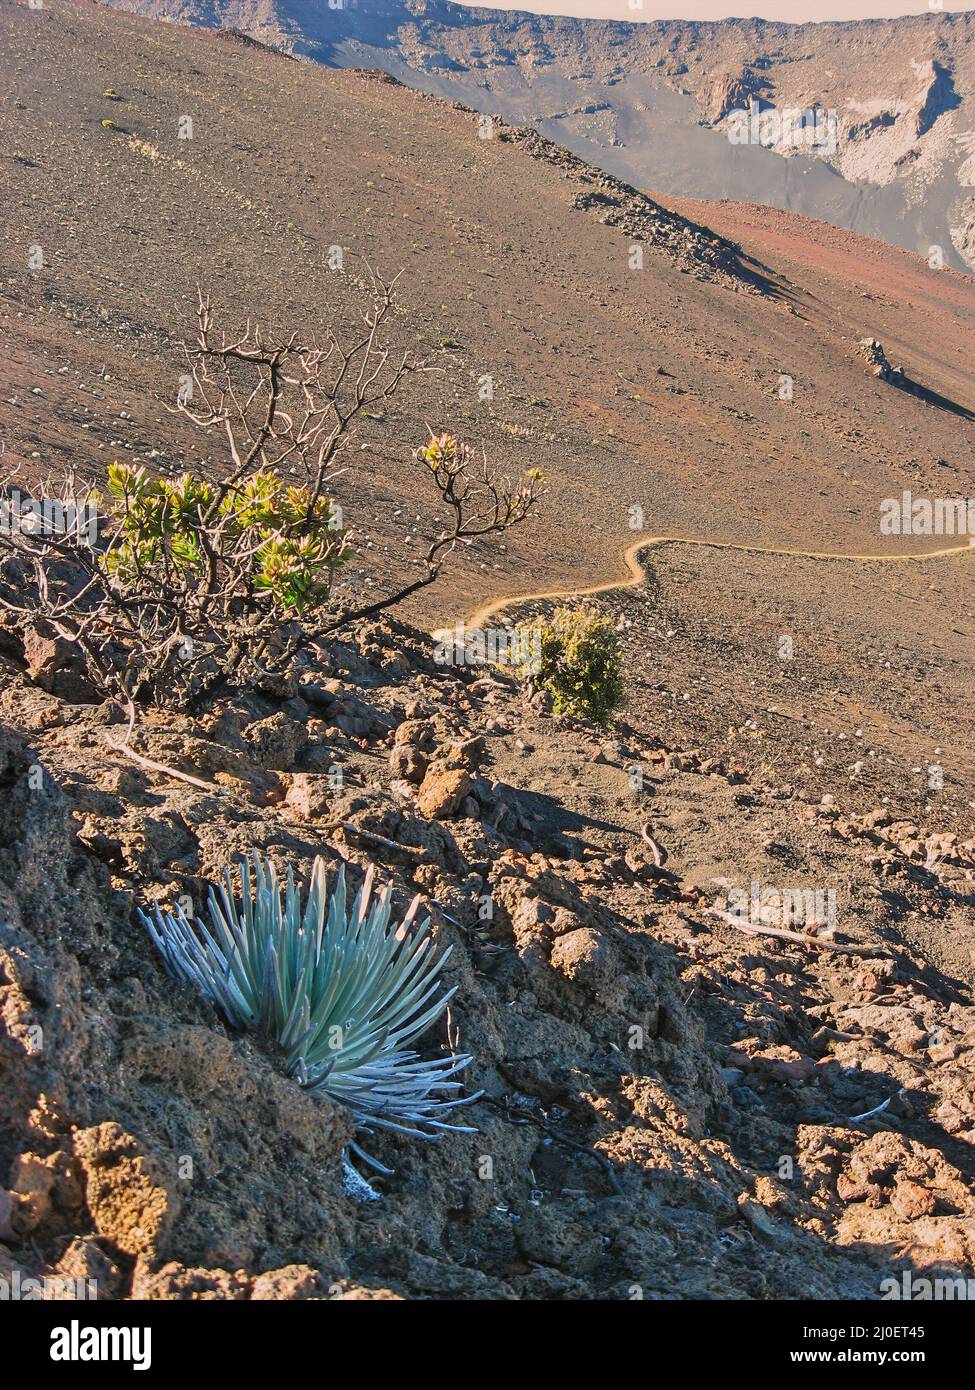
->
[522,604,623,727]
[105,463,345,614]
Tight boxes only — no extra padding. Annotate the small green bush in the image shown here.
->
[104,462,345,615]
[522,604,623,726]
[1,287,543,711]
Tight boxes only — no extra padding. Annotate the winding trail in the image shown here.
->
[466,534,975,628]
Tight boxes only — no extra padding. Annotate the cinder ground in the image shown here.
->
[2,613,974,1299]
[0,0,973,1301]
[3,0,973,833]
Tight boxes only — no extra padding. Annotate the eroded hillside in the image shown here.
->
[5,2,975,825]
[102,0,975,272]
[1,0,975,1305]
[2,611,975,1299]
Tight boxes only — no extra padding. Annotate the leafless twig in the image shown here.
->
[705,906,891,958]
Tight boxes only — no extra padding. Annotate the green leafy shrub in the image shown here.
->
[105,462,345,615]
[522,604,623,726]
[0,285,542,711]
[33,460,349,704]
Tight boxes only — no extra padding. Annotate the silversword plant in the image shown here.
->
[141,852,480,1174]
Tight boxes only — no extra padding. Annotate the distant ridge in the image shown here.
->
[103,0,975,272]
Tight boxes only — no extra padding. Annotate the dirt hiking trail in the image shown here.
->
[465,534,975,628]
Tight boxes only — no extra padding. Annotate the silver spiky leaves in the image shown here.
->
[140,853,479,1172]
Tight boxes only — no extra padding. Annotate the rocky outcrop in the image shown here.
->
[913,59,959,138]
[498,122,759,293]
[1,609,974,1300]
[700,67,764,124]
[99,0,975,268]
[856,337,906,383]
